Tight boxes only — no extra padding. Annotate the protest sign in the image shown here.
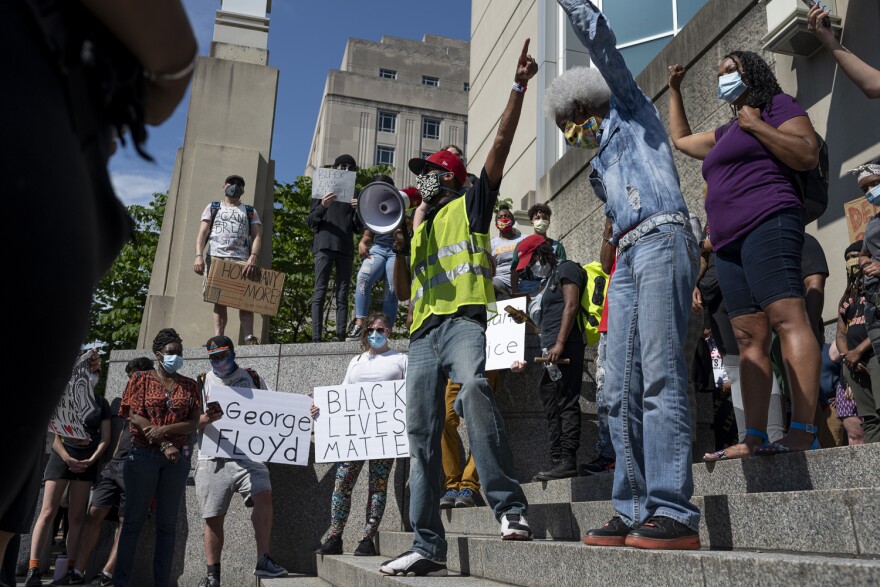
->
[199,386,313,466]
[48,353,96,440]
[311,168,357,203]
[203,258,286,316]
[485,297,527,371]
[313,380,408,463]
[844,196,880,242]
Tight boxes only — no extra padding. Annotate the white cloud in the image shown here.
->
[110,172,170,206]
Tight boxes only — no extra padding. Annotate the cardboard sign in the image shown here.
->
[312,168,357,203]
[204,258,286,316]
[313,380,408,463]
[485,297,527,371]
[48,353,96,440]
[844,196,880,243]
[199,386,313,465]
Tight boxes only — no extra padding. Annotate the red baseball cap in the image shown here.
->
[515,234,549,272]
[408,150,468,186]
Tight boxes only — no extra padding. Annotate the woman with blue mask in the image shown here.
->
[115,328,202,587]
[667,51,822,459]
[313,312,407,557]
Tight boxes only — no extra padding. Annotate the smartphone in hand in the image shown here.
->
[206,401,223,419]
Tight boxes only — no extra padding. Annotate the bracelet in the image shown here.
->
[195,253,203,257]
[512,82,527,93]
[144,48,199,84]
[160,442,173,452]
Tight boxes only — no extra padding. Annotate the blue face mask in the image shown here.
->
[210,354,237,378]
[367,331,387,349]
[160,354,184,374]
[867,184,880,205]
[717,71,747,103]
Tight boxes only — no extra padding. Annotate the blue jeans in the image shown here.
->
[354,244,398,322]
[115,446,191,587]
[594,333,614,459]
[406,317,527,561]
[605,223,701,531]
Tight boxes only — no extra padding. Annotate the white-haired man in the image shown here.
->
[544,0,701,550]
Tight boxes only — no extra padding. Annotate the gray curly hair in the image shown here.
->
[543,67,612,122]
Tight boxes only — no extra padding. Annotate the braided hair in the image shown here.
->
[725,51,782,112]
[152,328,183,354]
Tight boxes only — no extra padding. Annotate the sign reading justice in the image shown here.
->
[485,297,527,371]
[312,380,408,463]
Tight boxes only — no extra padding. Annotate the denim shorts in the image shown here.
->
[715,209,804,318]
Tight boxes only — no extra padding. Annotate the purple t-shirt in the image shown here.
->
[702,93,807,251]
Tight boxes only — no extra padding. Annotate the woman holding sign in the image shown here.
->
[314,312,407,557]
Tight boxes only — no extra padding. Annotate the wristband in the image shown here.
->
[512,82,527,93]
[195,253,203,257]
[144,48,199,84]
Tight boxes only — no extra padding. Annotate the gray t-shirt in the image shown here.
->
[864,214,880,289]
[490,230,527,289]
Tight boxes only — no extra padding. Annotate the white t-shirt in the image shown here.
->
[341,349,408,384]
[201,202,262,260]
[198,366,268,461]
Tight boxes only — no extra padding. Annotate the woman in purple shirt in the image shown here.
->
[667,51,821,458]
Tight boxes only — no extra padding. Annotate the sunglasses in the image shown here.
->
[366,327,387,334]
[209,352,232,363]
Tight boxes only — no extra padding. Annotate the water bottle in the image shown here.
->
[542,348,563,382]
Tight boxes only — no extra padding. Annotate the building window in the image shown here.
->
[463,82,470,92]
[422,75,439,87]
[422,117,441,140]
[379,68,397,79]
[376,146,395,166]
[377,111,397,134]
[421,150,433,160]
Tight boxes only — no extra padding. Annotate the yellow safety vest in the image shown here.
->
[410,197,495,334]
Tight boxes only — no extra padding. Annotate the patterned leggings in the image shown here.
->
[329,459,394,538]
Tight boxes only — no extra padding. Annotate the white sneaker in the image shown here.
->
[501,512,533,540]
[378,551,448,576]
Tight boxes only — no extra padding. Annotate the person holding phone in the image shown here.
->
[193,336,287,586]
[807,4,880,99]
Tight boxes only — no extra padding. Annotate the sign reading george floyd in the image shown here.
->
[203,258,286,316]
[48,353,96,440]
[311,168,357,203]
[313,380,408,463]
[485,297,527,371]
[844,196,880,243]
[199,385,313,466]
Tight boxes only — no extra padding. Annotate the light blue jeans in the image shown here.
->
[605,223,701,531]
[354,244,398,322]
[406,317,527,561]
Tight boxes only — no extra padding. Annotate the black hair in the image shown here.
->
[373,174,395,186]
[725,51,782,111]
[528,202,552,220]
[496,204,513,219]
[152,328,183,354]
[534,241,558,266]
[126,357,155,376]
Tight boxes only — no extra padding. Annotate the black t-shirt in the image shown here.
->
[840,294,873,359]
[62,394,111,452]
[412,168,498,343]
[802,233,829,279]
[540,260,587,348]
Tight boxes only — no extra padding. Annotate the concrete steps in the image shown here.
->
[315,554,513,586]
[259,575,332,587]
[376,531,880,587]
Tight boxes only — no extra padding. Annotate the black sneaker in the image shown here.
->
[455,488,476,508]
[625,516,701,550]
[500,513,533,540]
[25,568,43,587]
[254,553,287,577]
[580,455,616,476]
[379,551,448,576]
[583,515,631,547]
[86,572,113,587]
[533,458,578,481]
[439,488,458,509]
[354,537,376,556]
[315,535,343,555]
[347,324,363,340]
[52,569,85,585]
[197,575,219,587]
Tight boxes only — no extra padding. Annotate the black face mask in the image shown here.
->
[225,184,244,199]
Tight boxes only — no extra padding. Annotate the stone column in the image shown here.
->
[139,0,279,348]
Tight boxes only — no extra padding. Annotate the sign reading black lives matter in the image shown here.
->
[199,386,313,466]
[48,353,96,440]
[313,380,408,463]
[311,168,357,203]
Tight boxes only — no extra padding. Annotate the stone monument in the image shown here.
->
[138,0,279,349]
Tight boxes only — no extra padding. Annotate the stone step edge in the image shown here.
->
[315,553,513,586]
[258,575,331,587]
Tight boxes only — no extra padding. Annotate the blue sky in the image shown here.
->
[109,0,472,206]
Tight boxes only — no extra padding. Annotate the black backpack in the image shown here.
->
[205,201,256,248]
[793,133,829,225]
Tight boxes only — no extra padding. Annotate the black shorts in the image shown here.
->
[43,447,100,483]
[90,463,125,519]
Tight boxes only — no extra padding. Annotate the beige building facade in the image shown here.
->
[306,35,470,187]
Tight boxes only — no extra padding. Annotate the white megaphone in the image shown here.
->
[357,182,422,234]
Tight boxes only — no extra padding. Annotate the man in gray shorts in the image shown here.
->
[196,336,287,586]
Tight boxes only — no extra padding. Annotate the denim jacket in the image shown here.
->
[559,0,689,243]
